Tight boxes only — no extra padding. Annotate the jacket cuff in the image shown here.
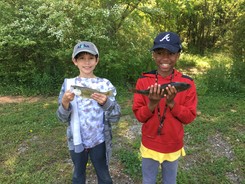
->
[101,98,113,111]
[59,103,72,114]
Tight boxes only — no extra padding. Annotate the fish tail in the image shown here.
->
[132,89,149,95]
[131,89,139,93]
[106,90,114,96]
[128,88,138,93]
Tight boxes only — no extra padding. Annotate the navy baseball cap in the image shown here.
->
[151,32,182,53]
[72,41,99,59]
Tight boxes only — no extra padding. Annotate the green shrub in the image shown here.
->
[32,73,60,95]
[195,76,208,96]
[203,62,241,94]
[231,59,245,84]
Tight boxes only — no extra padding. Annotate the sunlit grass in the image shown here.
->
[178,51,234,73]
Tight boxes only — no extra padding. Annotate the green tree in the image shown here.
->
[0,0,244,95]
[230,5,245,84]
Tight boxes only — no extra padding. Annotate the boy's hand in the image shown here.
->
[91,93,107,105]
[164,84,177,109]
[148,83,164,111]
[147,83,177,111]
[62,90,75,110]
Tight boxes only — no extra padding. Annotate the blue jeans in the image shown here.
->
[142,158,179,184]
[70,142,112,184]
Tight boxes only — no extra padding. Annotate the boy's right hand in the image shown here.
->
[148,83,163,111]
[62,90,75,110]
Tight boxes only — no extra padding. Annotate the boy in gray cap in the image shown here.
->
[132,32,197,184]
[57,41,121,184]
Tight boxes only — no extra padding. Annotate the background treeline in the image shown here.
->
[0,0,244,96]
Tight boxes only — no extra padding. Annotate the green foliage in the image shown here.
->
[32,73,60,95]
[0,0,244,96]
[231,59,245,85]
[203,62,242,94]
[177,53,197,69]
[177,0,243,55]
[231,5,245,60]
[195,76,208,96]
[176,52,244,96]
[230,8,245,85]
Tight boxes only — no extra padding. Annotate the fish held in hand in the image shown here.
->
[133,82,191,96]
[71,85,113,99]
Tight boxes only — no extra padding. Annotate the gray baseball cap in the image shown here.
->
[72,41,99,59]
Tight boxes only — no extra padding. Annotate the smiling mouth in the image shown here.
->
[161,64,170,67]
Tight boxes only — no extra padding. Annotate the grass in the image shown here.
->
[179,94,245,183]
[114,93,245,184]
[0,93,244,184]
[1,52,244,183]
[0,98,72,184]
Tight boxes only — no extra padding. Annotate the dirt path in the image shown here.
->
[0,96,42,104]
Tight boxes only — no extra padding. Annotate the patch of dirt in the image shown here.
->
[17,136,39,155]
[208,133,234,160]
[207,133,242,184]
[0,96,42,104]
[84,157,135,184]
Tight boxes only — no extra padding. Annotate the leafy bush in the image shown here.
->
[230,59,245,85]
[32,73,61,95]
[195,76,208,96]
[177,53,211,70]
[202,62,242,94]
[177,54,197,69]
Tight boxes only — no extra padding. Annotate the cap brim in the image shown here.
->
[150,44,180,53]
[73,49,98,58]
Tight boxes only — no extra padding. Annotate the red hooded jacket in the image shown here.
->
[132,69,197,153]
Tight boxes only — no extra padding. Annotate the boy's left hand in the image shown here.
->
[91,93,107,105]
[164,84,177,109]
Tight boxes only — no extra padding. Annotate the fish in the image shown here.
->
[70,85,113,99]
[133,82,191,96]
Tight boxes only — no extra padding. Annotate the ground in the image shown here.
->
[0,96,135,184]
[0,96,41,104]
[0,96,241,184]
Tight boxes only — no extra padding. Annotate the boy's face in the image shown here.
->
[73,52,99,76]
[152,48,180,75]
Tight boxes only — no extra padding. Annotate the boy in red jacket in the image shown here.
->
[132,32,197,184]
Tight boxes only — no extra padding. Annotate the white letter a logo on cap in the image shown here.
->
[160,34,170,42]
